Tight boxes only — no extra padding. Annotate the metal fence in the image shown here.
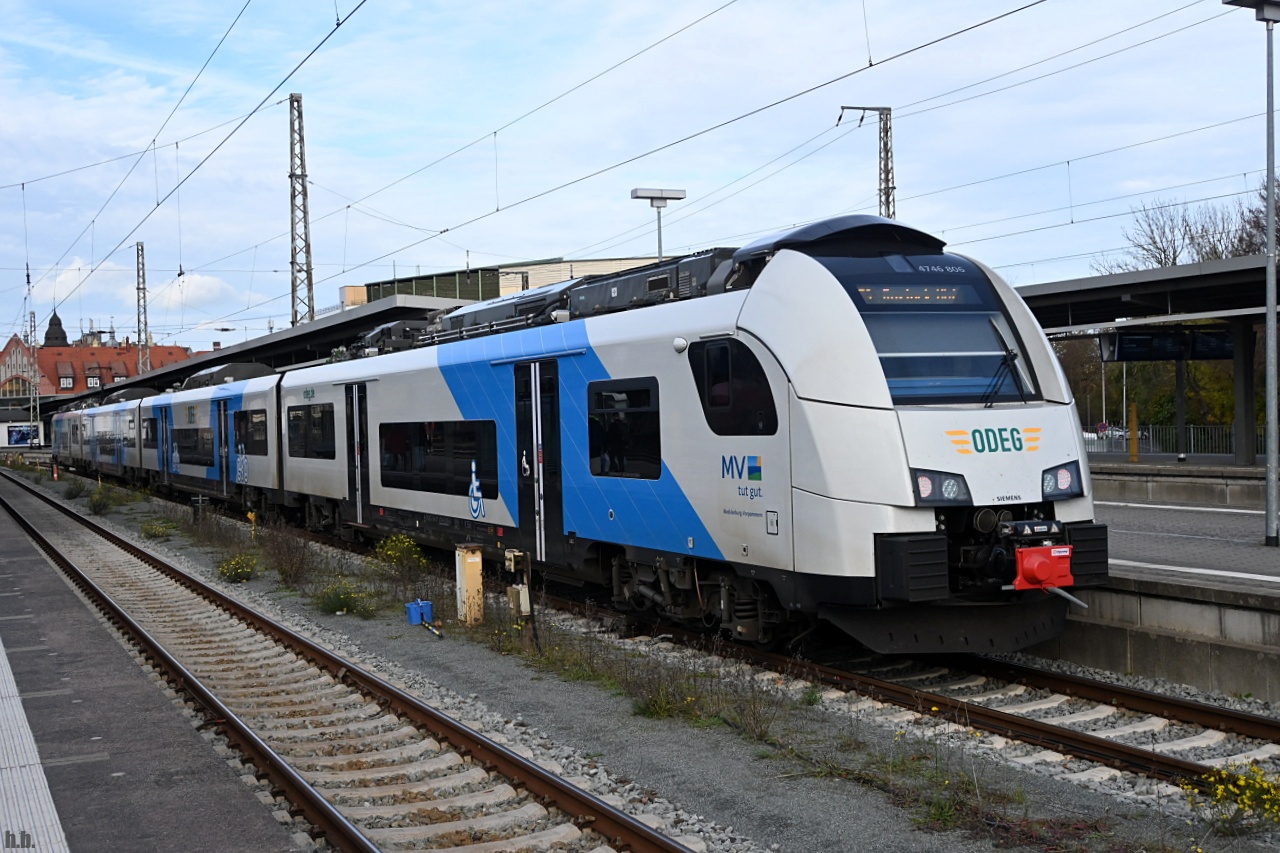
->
[1082,425,1267,456]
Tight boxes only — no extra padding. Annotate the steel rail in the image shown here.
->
[0,484,382,853]
[545,595,1237,792]
[0,472,690,853]
[942,654,1280,743]
[774,651,1215,787]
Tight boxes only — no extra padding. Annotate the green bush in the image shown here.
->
[368,534,427,599]
[63,478,87,500]
[217,554,257,583]
[88,483,118,515]
[313,578,377,617]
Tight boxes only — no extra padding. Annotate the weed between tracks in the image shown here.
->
[140,504,459,625]
[462,597,1260,853]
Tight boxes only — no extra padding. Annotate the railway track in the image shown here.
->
[805,651,1280,790]
[548,598,1280,798]
[0,471,691,853]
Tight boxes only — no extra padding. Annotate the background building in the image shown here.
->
[0,312,197,447]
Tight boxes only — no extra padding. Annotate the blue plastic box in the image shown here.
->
[405,599,434,625]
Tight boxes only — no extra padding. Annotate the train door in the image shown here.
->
[217,400,230,496]
[515,360,564,565]
[158,407,172,485]
[87,414,98,471]
[345,383,370,525]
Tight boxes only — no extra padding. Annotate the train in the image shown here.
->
[51,214,1108,653]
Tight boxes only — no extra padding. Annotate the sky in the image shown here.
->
[0,0,1270,352]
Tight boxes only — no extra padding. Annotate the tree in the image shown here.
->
[1093,193,1264,274]
[1084,186,1270,428]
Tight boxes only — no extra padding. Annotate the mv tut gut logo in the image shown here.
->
[722,455,763,499]
[947,427,1041,454]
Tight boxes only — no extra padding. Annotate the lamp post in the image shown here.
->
[630,188,686,263]
[1225,0,1280,546]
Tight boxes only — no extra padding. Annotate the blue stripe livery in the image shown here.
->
[438,322,722,560]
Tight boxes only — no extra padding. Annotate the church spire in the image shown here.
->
[43,310,69,347]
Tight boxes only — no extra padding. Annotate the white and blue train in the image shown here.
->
[53,215,1107,653]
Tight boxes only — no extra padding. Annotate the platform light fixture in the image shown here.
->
[1224,0,1280,545]
[630,188,686,263]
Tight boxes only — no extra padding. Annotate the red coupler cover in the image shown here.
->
[1013,544,1074,590]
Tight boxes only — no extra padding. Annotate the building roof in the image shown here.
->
[32,344,194,396]
[1017,253,1270,333]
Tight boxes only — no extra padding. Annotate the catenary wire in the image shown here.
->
[340,1,743,212]
[576,2,1232,260]
[328,0,1220,272]
[30,1,256,294]
[183,1,745,277]
[145,2,1054,342]
[0,102,287,192]
[44,0,371,330]
[7,1,1232,346]
[190,0,1180,292]
[315,1,1050,287]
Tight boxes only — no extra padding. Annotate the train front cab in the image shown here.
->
[734,221,1107,654]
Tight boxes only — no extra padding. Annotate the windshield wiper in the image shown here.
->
[982,318,1027,408]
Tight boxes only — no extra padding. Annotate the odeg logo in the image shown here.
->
[947,427,1042,454]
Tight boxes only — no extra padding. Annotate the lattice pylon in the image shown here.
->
[289,93,315,325]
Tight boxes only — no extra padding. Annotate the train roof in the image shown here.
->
[182,362,277,389]
[352,215,950,357]
[732,215,946,261]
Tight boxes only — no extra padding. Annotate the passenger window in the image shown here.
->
[378,420,497,497]
[286,403,336,459]
[587,378,661,480]
[233,409,270,456]
[688,340,778,436]
[173,427,216,467]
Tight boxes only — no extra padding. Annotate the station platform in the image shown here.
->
[0,513,301,852]
[1038,461,1280,700]
[1088,451,1268,514]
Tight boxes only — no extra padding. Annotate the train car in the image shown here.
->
[85,398,142,479]
[51,407,93,471]
[60,215,1106,653]
[272,214,1106,653]
[138,367,282,505]
[277,370,347,528]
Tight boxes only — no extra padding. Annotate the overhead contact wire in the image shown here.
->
[48,0,371,324]
[320,0,1050,285]
[37,0,257,302]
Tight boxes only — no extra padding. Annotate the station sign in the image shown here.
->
[1098,329,1237,362]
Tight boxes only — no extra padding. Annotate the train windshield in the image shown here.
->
[806,250,1040,405]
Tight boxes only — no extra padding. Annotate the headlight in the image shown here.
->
[912,469,972,506]
[1041,460,1083,500]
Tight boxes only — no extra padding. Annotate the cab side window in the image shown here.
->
[688,340,778,435]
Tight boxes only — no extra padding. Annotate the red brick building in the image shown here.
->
[0,311,195,401]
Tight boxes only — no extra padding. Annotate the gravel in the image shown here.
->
[38,485,1280,853]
